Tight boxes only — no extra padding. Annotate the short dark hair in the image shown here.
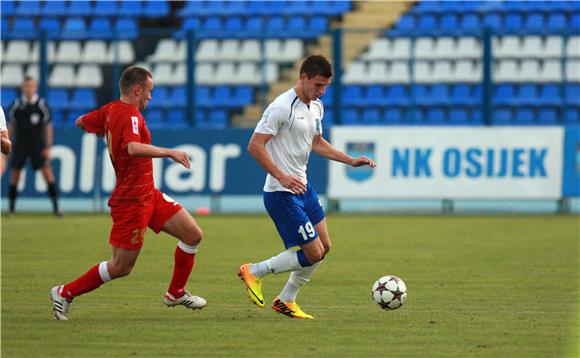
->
[22,75,35,82]
[119,66,152,95]
[299,55,333,79]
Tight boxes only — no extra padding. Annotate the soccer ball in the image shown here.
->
[371,275,407,310]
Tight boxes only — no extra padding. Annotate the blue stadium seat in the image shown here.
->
[451,84,477,106]
[197,109,227,129]
[224,1,248,15]
[232,86,253,107]
[145,110,165,129]
[247,1,266,16]
[323,109,334,124]
[204,16,222,31]
[66,111,85,128]
[266,17,285,32]
[493,85,515,106]
[1,88,17,108]
[565,85,580,106]
[42,1,66,16]
[515,85,538,106]
[418,15,438,32]
[492,109,513,125]
[309,16,328,34]
[384,108,403,124]
[143,0,169,17]
[70,89,97,110]
[460,14,481,31]
[288,17,307,33]
[547,13,567,31]
[94,0,118,16]
[440,14,458,32]
[342,107,360,124]
[89,18,113,39]
[390,15,415,35]
[537,109,558,124]
[196,87,212,107]
[385,85,409,106]
[148,87,170,108]
[61,18,86,40]
[39,18,61,39]
[68,1,92,16]
[405,108,424,124]
[504,14,523,31]
[471,109,484,125]
[483,14,502,29]
[426,108,446,124]
[365,85,386,106]
[213,86,233,107]
[342,86,365,106]
[415,1,443,14]
[170,87,187,107]
[178,1,199,16]
[167,110,189,128]
[564,109,579,124]
[115,18,138,39]
[262,1,286,16]
[225,17,244,32]
[1,0,15,16]
[246,16,264,32]
[284,0,310,15]
[514,108,535,124]
[572,14,580,29]
[362,108,381,124]
[321,85,333,105]
[179,18,202,37]
[51,110,65,128]
[119,0,144,16]
[449,109,470,124]
[430,84,450,105]
[15,0,41,16]
[413,85,431,106]
[525,13,545,30]
[48,90,69,111]
[12,18,36,39]
[538,85,562,106]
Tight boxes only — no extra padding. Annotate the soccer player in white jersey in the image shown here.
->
[1,106,12,155]
[239,55,376,319]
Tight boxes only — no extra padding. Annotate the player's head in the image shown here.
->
[298,55,332,101]
[119,66,153,111]
[21,76,37,100]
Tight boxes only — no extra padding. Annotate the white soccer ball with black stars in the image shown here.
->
[371,275,407,310]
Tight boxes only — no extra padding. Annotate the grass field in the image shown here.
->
[2,214,579,357]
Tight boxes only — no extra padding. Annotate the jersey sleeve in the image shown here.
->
[81,107,106,134]
[39,98,51,125]
[0,106,7,132]
[254,103,288,136]
[117,111,143,150]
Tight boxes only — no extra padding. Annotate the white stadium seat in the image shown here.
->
[219,39,241,61]
[153,63,173,85]
[81,41,108,63]
[196,40,219,61]
[494,36,522,58]
[1,64,24,86]
[566,60,580,82]
[567,36,580,58]
[389,38,411,60]
[5,41,31,62]
[235,62,258,84]
[540,60,562,82]
[521,36,544,58]
[173,63,186,85]
[543,36,563,58]
[281,39,304,62]
[147,39,178,62]
[414,37,435,59]
[494,60,519,82]
[361,38,389,60]
[343,61,368,84]
[265,63,279,84]
[453,60,481,82]
[414,61,434,83]
[30,41,57,62]
[432,37,456,59]
[456,37,481,59]
[55,41,82,63]
[368,61,388,83]
[431,61,453,82]
[49,64,75,87]
[214,63,237,84]
[195,63,215,84]
[26,63,39,80]
[386,61,409,83]
[519,59,542,82]
[76,64,103,87]
[238,40,260,61]
[107,41,135,64]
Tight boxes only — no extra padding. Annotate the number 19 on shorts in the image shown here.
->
[298,222,315,241]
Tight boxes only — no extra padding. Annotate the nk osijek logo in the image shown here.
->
[346,142,375,182]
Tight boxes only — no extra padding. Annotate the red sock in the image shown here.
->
[61,264,104,300]
[167,245,196,298]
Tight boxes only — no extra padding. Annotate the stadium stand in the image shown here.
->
[0,0,578,128]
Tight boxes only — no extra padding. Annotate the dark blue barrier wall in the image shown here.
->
[562,127,580,197]
[1,129,328,198]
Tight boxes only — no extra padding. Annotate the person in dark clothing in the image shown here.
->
[8,76,61,216]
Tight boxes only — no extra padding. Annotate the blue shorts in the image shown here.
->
[263,184,325,249]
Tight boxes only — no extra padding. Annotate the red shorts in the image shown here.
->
[109,189,183,250]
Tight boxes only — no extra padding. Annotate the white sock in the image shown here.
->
[98,261,112,283]
[279,262,321,303]
[250,250,302,278]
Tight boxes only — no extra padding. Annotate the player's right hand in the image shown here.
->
[280,175,307,195]
[169,150,191,169]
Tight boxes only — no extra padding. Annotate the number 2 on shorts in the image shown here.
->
[298,221,315,241]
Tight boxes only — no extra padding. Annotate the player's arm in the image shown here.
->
[312,135,376,168]
[0,131,11,154]
[75,116,86,131]
[126,141,191,169]
[247,132,306,194]
[42,122,53,159]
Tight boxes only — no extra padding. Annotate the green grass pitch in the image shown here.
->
[2,214,578,357]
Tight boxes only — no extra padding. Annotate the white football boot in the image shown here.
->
[163,291,207,310]
[50,286,72,321]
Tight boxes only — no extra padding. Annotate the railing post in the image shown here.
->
[112,37,121,102]
[39,31,48,98]
[187,30,197,127]
[482,27,493,126]
[332,27,343,125]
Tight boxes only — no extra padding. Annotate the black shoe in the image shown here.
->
[54,210,64,217]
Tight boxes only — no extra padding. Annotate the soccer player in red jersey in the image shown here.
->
[50,66,206,320]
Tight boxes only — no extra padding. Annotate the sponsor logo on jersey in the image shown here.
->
[131,116,139,134]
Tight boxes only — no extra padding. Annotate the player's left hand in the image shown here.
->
[351,156,376,168]
[42,147,51,160]
[169,149,191,169]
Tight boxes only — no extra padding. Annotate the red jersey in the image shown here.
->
[82,100,154,206]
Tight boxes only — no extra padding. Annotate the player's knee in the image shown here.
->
[183,226,203,246]
[108,262,134,278]
[306,248,324,264]
[322,241,331,255]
